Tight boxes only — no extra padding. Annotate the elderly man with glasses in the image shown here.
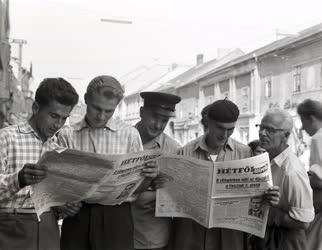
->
[252,108,314,250]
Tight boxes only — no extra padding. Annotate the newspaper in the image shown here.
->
[156,153,272,238]
[31,149,162,217]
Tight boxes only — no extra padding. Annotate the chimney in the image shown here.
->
[169,63,178,72]
[196,54,204,66]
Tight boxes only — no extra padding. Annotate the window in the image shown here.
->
[219,80,229,98]
[235,73,251,113]
[203,84,215,105]
[293,66,301,92]
[264,79,272,98]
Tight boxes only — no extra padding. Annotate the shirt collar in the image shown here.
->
[73,117,118,132]
[18,121,34,134]
[271,146,291,168]
[150,133,162,148]
[316,128,322,135]
[134,122,162,148]
[192,135,234,153]
[18,121,58,142]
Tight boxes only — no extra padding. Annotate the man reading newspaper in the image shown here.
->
[57,75,159,250]
[170,99,280,250]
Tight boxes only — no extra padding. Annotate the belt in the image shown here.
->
[0,208,36,214]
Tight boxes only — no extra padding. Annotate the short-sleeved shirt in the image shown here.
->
[309,128,322,169]
[307,128,322,250]
[172,135,252,250]
[0,122,60,208]
[271,146,314,223]
[132,132,180,249]
[58,117,143,154]
[58,117,144,249]
[257,146,315,250]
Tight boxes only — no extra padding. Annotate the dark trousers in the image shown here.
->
[134,248,167,250]
[61,202,133,250]
[251,226,307,250]
[0,211,60,250]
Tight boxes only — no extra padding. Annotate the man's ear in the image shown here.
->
[284,131,290,138]
[84,93,88,105]
[32,102,40,115]
[139,107,144,118]
[310,115,318,123]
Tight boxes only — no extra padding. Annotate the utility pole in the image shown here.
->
[10,38,27,80]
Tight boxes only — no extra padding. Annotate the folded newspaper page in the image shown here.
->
[156,153,272,238]
[31,149,162,217]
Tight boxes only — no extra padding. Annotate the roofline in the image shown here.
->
[198,25,322,82]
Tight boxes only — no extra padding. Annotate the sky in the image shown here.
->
[9,0,322,98]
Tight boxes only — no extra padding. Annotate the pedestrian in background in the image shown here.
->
[248,139,266,156]
[297,99,322,250]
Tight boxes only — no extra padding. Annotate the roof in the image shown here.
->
[121,64,170,96]
[201,23,322,80]
[142,65,191,92]
[158,48,244,90]
[122,64,191,97]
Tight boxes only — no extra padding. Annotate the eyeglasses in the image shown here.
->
[255,124,286,134]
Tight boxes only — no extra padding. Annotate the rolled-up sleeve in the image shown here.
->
[0,133,20,202]
[284,172,315,222]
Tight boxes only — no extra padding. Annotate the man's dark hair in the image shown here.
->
[35,78,79,108]
[248,139,260,152]
[297,99,322,121]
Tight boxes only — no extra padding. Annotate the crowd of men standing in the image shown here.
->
[0,75,321,250]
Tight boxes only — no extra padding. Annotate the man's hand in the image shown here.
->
[151,173,167,189]
[58,202,83,218]
[308,170,322,189]
[263,186,280,207]
[141,161,159,179]
[18,163,47,188]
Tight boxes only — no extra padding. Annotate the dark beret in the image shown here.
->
[207,99,239,122]
[140,92,181,117]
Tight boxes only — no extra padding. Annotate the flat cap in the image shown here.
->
[140,91,181,117]
[87,75,124,97]
[208,99,239,122]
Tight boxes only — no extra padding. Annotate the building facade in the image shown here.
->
[120,23,322,150]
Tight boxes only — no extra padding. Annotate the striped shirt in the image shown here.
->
[0,122,60,208]
[57,117,143,157]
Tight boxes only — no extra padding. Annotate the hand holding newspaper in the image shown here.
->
[31,148,162,217]
[31,148,272,237]
[156,153,272,238]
